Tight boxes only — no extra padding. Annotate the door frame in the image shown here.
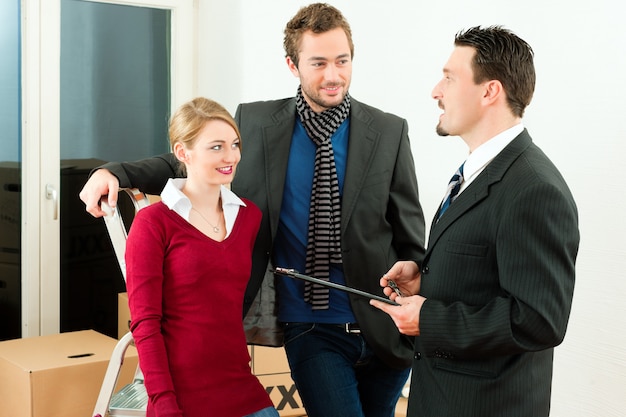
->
[21,0,195,337]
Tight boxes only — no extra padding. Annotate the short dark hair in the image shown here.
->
[455,26,535,117]
[283,3,354,68]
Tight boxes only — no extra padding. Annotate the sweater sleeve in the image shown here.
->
[95,153,180,195]
[125,206,183,417]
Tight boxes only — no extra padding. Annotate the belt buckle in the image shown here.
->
[344,323,361,334]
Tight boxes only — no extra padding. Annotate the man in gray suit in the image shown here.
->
[80,4,425,417]
[370,26,579,417]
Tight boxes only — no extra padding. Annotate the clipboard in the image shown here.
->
[271,267,400,306]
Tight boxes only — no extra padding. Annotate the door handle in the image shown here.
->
[45,183,58,220]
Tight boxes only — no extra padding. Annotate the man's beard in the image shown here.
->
[303,84,346,111]
[436,123,450,137]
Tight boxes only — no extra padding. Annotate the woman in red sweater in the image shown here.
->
[125,97,277,417]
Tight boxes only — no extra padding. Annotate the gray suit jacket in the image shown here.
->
[408,130,579,417]
[104,97,426,369]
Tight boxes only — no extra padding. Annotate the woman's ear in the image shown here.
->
[173,142,188,162]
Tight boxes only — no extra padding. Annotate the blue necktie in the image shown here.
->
[437,163,465,220]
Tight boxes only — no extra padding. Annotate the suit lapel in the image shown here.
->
[258,98,381,238]
[262,100,296,240]
[341,99,380,235]
[426,130,533,252]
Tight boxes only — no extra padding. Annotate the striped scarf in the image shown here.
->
[296,86,350,310]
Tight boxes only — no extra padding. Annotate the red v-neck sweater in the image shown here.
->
[125,200,272,417]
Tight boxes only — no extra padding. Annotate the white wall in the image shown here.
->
[198,1,626,416]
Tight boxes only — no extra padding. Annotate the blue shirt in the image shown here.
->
[274,117,356,324]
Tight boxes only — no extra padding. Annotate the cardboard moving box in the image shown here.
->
[118,292,131,339]
[250,345,304,416]
[0,329,138,417]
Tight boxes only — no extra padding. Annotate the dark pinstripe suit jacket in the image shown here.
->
[407,129,579,417]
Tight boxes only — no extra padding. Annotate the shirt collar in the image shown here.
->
[160,178,245,238]
[463,123,524,185]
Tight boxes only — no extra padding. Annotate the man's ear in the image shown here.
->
[286,56,299,78]
[483,79,504,104]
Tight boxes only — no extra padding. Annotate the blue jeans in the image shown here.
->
[283,322,410,417]
[244,406,279,417]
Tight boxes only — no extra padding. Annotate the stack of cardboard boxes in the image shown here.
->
[249,345,305,416]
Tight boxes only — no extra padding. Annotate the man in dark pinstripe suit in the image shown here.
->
[371,26,579,417]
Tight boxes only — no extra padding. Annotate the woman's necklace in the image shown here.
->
[191,206,222,233]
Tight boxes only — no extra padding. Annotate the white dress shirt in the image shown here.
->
[160,178,246,238]
[458,123,525,195]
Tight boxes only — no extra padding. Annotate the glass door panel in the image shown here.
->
[18,0,193,338]
[0,0,22,341]
[59,0,171,337]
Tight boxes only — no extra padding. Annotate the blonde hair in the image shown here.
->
[169,97,240,175]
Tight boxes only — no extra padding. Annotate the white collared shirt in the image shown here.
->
[459,123,525,195]
[160,178,246,238]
